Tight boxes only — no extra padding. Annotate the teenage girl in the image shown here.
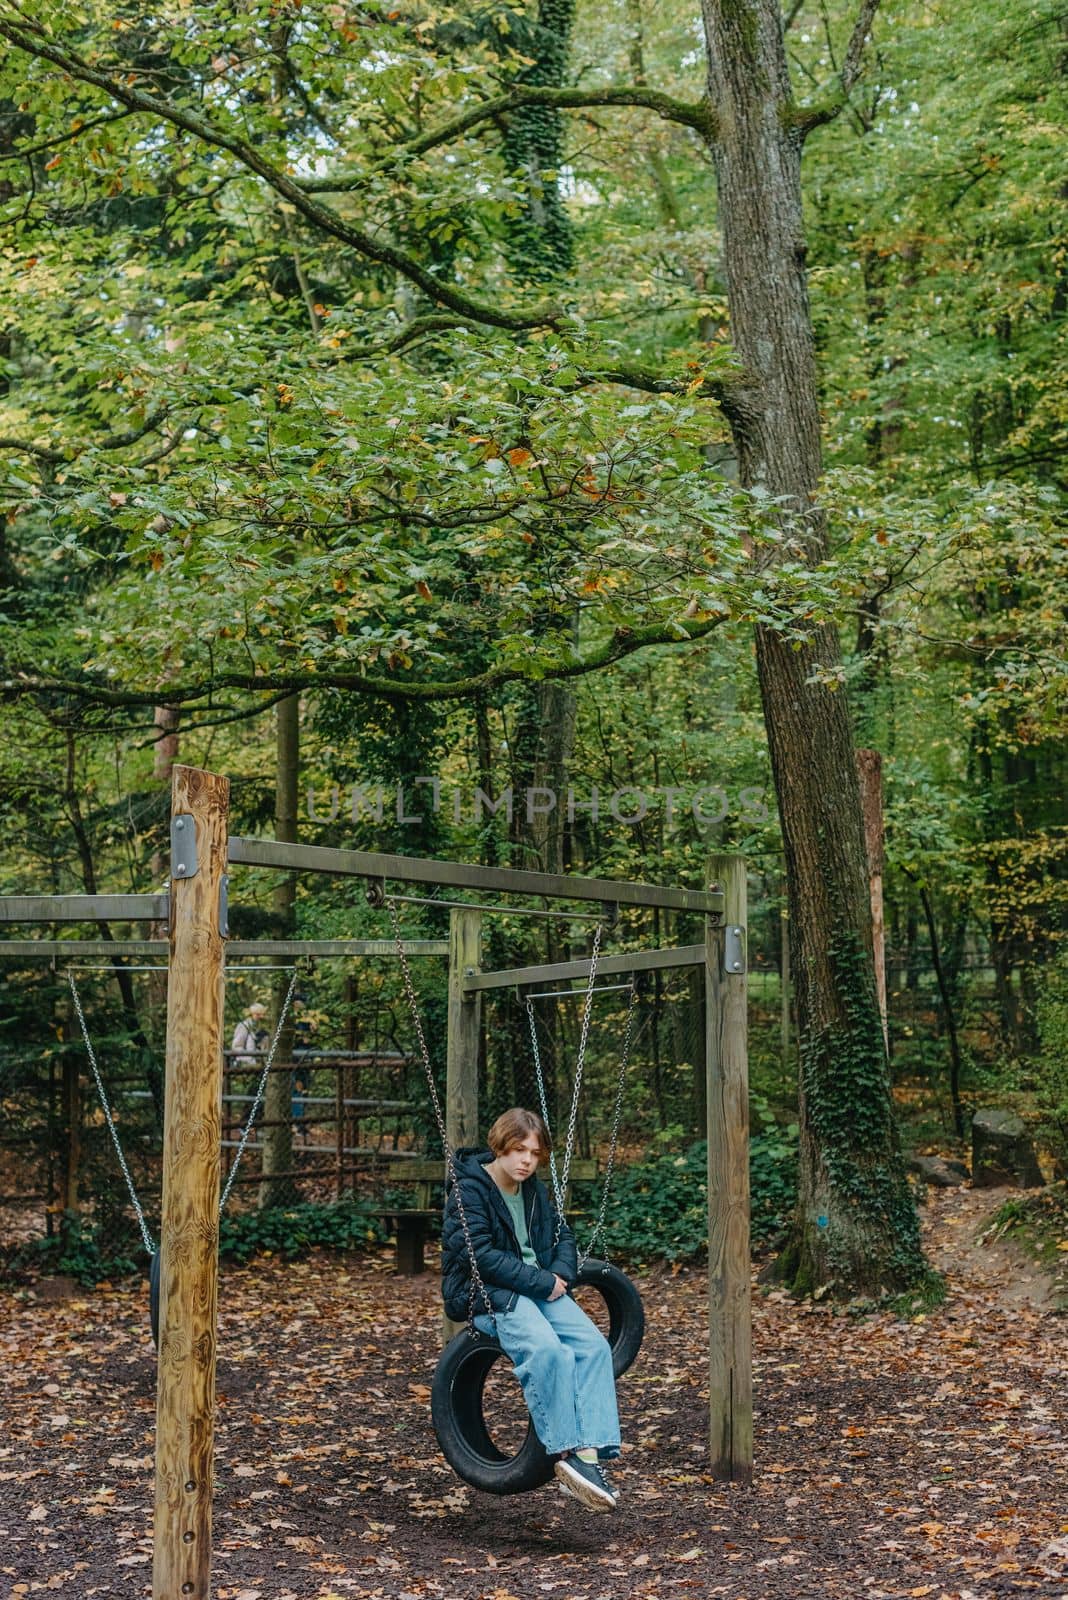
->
[441,1107,621,1511]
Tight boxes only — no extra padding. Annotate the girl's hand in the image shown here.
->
[548,1275,568,1301]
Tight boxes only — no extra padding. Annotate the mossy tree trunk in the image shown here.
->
[259,693,298,1208]
[499,0,577,285]
[700,0,929,1296]
[491,0,580,1122]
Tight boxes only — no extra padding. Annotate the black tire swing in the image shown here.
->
[431,1259,644,1495]
[389,905,645,1496]
[67,968,297,1349]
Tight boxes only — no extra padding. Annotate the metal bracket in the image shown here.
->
[219,874,229,938]
[724,924,746,976]
[170,814,199,881]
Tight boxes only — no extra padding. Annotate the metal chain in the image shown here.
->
[578,980,639,1268]
[552,922,603,1247]
[386,897,497,1334]
[67,972,156,1255]
[70,968,298,1246]
[526,958,637,1264]
[525,998,565,1215]
[219,972,298,1211]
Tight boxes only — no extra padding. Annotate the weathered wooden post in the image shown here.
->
[443,906,481,1340]
[153,765,229,1600]
[446,907,481,1150]
[706,853,752,1482]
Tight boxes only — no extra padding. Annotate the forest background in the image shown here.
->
[0,0,1065,1302]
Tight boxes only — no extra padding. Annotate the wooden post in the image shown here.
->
[153,766,229,1600]
[443,907,481,1341]
[706,854,752,1483]
[446,908,481,1150]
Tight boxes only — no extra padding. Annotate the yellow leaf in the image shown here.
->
[507,447,533,467]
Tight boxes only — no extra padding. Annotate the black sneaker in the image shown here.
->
[553,1455,616,1512]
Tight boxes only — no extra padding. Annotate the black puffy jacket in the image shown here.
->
[440,1148,578,1322]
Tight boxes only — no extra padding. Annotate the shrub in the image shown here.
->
[218,1199,389,1264]
[12,1217,141,1287]
[1033,956,1068,1166]
[582,1119,798,1265]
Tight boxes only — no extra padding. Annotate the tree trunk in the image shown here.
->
[499,0,577,284]
[700,0,927,1295]
[856,749,889,1052]
[259,694,298,1208]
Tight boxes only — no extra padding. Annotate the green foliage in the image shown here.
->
[587,1126,798,1266]
[1031,957,1068,1165]
[217,1201,389,1265]
[0,0,1064,1301]
[10,1217,141,1288]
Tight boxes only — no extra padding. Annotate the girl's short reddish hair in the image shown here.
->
[486,1107,551,1158]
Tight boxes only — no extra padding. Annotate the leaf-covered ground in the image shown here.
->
[2,1187,1066,1600]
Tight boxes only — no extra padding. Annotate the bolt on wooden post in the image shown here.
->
[153,766,229,1600]
[705,853,753,1482]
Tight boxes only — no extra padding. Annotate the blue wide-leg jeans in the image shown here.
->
[475,1293,621,1459]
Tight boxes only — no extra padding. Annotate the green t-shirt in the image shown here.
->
[502,1188,539,1268]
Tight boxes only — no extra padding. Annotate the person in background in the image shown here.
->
[231,1001,267,1067]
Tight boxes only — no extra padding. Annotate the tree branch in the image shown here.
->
[330,313,477,364]
[575,360,738,403]
[300,83,716,193]
[0,407,170,465]
[0,107,132,163]
[791,0,882,136]
[0,17,558,333]
[2,614,730,714]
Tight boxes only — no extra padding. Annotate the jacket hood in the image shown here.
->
[446,1147,494,1189]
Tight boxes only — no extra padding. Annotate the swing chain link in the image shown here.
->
[552,921,603,1248]
[579,980,639,1268]
[67,972,156,1256]
[386,897,497,1336]
[525,996,565,1216]
[219,971,299,1212]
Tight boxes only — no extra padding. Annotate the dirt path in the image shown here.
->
[1,1193,1067,1600]
[920,1185,1059,1312]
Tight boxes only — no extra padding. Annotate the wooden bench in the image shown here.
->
[374,1157,599,1275]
